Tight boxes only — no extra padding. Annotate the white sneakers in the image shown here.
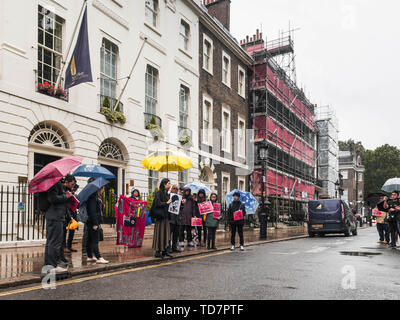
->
[231,246,235,251]
[96,257,109,264]
[54,266,68,273]
[188,242,195,247]
[179,242,185,247]
[240,246,245,251]
[87,257,98,262]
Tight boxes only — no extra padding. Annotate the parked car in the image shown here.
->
[307,199,358,237]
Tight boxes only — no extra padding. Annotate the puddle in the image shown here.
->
[340,251,382,257]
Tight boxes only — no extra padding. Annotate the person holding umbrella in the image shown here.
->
[151,179,173,258]
[63,183,80,253]
[227,191,247,251]
[77,177,110,264]
[45,174,76,272]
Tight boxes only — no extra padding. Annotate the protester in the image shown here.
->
[383,191,400,248]
[63,183,79,253]
[130,189,141,200]
[86,187,109,264]
[168,185,181,253]
[373,195,390,244]
[82,177,97,256]
[179,187,196,248]
[206,193,220,250]
[196,189,208,247]
[227,191,246,251]
[44,174,75,273]
[151,179,173,258]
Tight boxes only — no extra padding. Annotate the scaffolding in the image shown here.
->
[242,29,317,224]
[315,106,339,198]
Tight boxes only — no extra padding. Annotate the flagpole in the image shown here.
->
[114,37,147,110]
[55,0,88,90]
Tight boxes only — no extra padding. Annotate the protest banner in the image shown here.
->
[213,203,221,219]
[198,201,214,215]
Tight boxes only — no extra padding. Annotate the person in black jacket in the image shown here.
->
[86,187,109,264]
[44,175,75,273]
[63,183,79,253]
[168,185,181,253]
[196,189,208,247]
[227,192,246,251]
[151,179,173,258]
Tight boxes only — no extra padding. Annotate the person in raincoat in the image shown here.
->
[151,179,173,258]
[206,193,220,250]
[179,187,196,248]
[227,191,246,251]
[196,189,208,247]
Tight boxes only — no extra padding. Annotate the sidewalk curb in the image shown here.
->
[0,234,308,291]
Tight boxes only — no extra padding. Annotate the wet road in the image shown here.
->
[1,227,400,300]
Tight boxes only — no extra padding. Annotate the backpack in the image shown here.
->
[38,192,51,213]
[77,203,89,223]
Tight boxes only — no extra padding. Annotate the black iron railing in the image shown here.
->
[144,113,162,129]
[100,94,124,113]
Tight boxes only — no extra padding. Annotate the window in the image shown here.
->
[145,65,158,115]
[179,85,189,128]
[222,108,231,152]
[145,0,159,28]
[238,66,245,97]
[202,98,213,145]
[222,51,231,87]
[178,170,188,189]
[37,5,64,86]
[148,170,159,194]
[100,38,118,109]
[238,118,246,157]
[358,173,363,182]
[341,170,348,180]
[180,20,190,51]
[238,177,246,191]
[203,34,213,74]
[222,173,230,201]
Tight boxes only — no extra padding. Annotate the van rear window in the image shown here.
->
[309,201,341,212]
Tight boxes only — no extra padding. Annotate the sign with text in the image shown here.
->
[191,217,203,227]
[213,203,221,220]
[234,210,244,221]
[198,201,214,215]
[168,193,182,215]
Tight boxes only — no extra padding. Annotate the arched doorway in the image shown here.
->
[28,122,74,215]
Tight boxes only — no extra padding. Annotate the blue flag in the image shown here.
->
[65,6,92,90]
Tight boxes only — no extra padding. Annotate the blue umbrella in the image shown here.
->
[184,182,212,194]
[77,177,110,205]
[72,164,116,179]
[225,189,259,215]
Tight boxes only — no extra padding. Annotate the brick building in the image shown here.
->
[197,0,253,199]
[339,150,365,206]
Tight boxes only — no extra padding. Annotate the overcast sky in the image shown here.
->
[230,0,400,150]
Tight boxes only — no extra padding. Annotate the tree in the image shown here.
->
[363,144,400,199]
[339,139,365,154]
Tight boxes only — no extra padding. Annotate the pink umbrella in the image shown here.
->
[28,156,83,194]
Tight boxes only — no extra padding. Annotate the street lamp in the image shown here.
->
[258,139,269,239]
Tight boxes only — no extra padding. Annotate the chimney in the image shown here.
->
[204,0,231,31]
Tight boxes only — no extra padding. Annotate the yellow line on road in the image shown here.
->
[0,250,232,297]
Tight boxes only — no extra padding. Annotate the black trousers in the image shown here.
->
[170,223,179,249]
[389,221,398,247]
[179,225,193,242]
[198,222,208,243]
[231,224,244,246]
[377,223,390,242]
[86,225,101,259]
[82,224,88,254]
[44,220,64,268]
[207,227,217,248]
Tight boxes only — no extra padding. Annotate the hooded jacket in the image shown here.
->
[179,188,196,226]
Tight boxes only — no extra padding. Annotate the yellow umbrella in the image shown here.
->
[141,150,193,173]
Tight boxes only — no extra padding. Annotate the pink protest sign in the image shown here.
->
[213,203,221,219]
[191,217,203,227]
[234,210,244,221]
[67,195,79,212]
[198,201,214,215]
[116,195,147,248]
[372,208,383,216]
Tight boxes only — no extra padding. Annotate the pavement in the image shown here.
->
[0,224,310,289]
[0,225,387,300]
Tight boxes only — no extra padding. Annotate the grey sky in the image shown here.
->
[230,0,400,150]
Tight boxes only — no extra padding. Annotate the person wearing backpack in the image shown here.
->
[44,175,75,273]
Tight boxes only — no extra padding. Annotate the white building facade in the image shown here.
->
[0,0,201,195]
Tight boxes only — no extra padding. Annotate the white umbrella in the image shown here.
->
[382,178,400,193]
